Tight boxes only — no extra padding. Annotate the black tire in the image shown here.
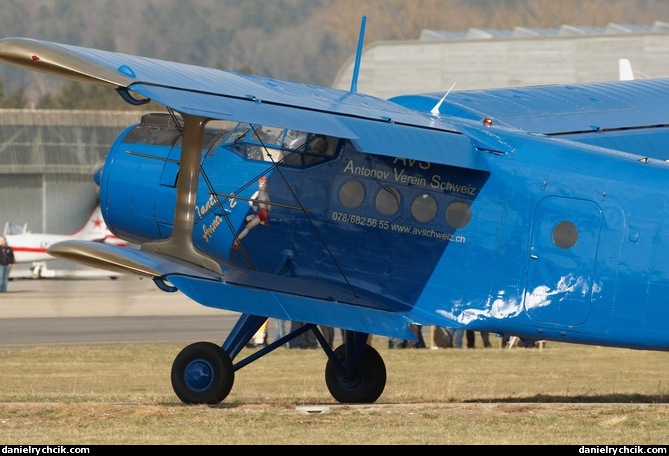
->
[325,343,386,403]
[171,341,234,404]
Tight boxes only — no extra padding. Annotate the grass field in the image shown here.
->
[1,339,668,445]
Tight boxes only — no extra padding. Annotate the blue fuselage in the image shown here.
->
[98,113,669,350]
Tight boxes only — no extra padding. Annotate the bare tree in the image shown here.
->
[8,0,669,108]
[320,0,669,42]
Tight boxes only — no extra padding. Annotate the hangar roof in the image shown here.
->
[333,21,669,99]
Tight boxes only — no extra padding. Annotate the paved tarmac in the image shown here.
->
[0,276,244,346]
[1,275,223,318]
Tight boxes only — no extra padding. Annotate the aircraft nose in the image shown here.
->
[92,162,104,187]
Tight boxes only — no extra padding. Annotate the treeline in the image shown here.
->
[1,0,667,109]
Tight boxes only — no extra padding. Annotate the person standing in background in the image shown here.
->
[0,236,15,292]
[466,330,492,348]
[273,319,288,345]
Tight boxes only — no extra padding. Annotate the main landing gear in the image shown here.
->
[325,341,386,403]
[171,341,234,404]
[170,315,387,405]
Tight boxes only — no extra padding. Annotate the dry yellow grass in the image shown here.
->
[1,340,668,444]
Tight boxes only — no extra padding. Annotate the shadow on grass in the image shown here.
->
[465,393,669,403]
[157,393,669,408]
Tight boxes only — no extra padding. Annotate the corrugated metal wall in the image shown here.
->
[0,110,144,275]
[0,110,143,231]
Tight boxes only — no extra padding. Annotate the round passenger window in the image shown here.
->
[445,201,471,229]
[412,194,437,222]
[339,180,365,209]
[553,221,578,249]
[376,186,401,216]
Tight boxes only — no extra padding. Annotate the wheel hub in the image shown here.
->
[184,359,214,391]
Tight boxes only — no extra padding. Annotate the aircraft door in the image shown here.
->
[525,196,602,326]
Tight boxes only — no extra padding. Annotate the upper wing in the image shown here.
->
[391,78,669,160]
[439,80,669,160]
[0,37,486,171]
[391,79,669,134]
[0,37,515,337]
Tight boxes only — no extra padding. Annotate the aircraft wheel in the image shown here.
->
[171,341,234,404]
[325,343,386,403]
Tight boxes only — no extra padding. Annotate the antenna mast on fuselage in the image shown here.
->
[350,15,367,93]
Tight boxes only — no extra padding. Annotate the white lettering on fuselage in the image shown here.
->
[197,193,237,242]
[343,160,390,180]
[430,175,477,195]
[202,214,223,243]
[342,159,478,196]
[330,210,466,243]
[394,168,427,187]
[196,194,218,219]
[392,158,431,170]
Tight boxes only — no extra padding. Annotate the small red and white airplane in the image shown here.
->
[4,205,126,277]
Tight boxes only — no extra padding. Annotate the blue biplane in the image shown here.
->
[1,18,669,404]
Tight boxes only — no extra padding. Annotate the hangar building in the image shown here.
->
[0,110,143,276]
[332,21,669,99]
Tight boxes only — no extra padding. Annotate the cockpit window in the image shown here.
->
[223,123,337,167]
[250,125,283,146]
[282,131,334,166]
[227,123,252,143]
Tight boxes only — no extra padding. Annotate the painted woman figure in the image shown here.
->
[231,176,271,251]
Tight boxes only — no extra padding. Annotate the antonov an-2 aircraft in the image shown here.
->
[1,18,669,405]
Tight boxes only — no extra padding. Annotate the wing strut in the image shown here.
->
[141,113,222,274]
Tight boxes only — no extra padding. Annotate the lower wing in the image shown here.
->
[48,240,418,340]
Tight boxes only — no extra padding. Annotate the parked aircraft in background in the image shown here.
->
[4,205,126,277]
[1,16,669,405]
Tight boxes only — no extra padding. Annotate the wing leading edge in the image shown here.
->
[48,240,419,340]
[0,37,488,171]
